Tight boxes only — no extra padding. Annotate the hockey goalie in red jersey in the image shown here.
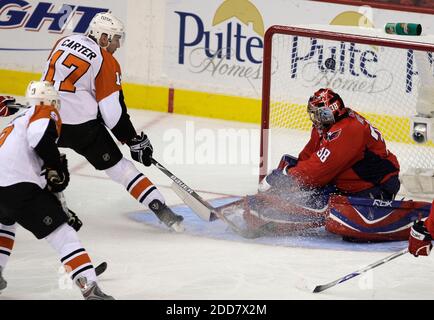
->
[237,88,431,241]
[260,88,401,200]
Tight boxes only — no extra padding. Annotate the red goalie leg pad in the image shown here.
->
[325,195,432,242]
[242,194,327,236]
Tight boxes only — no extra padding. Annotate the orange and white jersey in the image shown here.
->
[0,105,61,188]
[41,34,122,128]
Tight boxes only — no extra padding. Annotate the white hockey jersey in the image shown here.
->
[41,34,123,129]
[0,105,61,188]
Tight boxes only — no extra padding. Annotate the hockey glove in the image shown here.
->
[45,155,70,193]
[258,169,294,193]
[67,208,83,232]
[259,155,298,193]
[0,96,19,117]
[128,132,153,166]
[409,220,433,257]
[277,154,298,171]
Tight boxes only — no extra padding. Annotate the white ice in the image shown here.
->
[0,108,433,300]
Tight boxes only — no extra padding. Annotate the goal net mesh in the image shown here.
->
[262,26,434,180]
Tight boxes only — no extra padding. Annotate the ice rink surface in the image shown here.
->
[0,108,433,300]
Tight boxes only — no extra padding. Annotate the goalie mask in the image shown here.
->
[25,81,61,110]
[307,88,346,129]
[87,12,125,48]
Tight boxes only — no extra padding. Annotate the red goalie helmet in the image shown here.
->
[307,88,346,129]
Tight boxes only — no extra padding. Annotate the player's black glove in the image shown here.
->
[67,208,83,232]
[45,155,70,193]
[128,132,153,166]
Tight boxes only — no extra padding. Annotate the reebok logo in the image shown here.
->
[373,199,393,207]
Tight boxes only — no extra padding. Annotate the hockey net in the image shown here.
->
[260,25,434,194]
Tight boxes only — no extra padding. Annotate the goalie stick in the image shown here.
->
[151,158,270,238]
[55,191,107,277]
[312,248,408,293]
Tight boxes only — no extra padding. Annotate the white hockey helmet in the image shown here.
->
[87,12,125,47]
[25,81,61,110]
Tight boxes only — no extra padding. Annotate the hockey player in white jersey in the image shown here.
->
[41,12,184,232]
[0,81,113,300]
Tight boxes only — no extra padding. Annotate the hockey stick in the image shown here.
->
[151,158,267,238]
[55,191,107,277]
[150,158,215,221]
[6,102,29,109]
[312,248,408,293]
[94,262,107,277]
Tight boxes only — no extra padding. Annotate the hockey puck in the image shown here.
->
[325,58,336,70]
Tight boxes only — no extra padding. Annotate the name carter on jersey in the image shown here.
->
[60,39,97,60]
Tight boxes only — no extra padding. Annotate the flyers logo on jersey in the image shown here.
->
[0,1,108,33]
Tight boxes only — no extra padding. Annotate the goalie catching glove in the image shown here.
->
[127,132,153,166]
[409,220,433,257]
[0,96,19,117]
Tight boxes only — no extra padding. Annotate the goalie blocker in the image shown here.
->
[242,193,431,242]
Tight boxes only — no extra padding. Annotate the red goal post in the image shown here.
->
[260,25,434,189]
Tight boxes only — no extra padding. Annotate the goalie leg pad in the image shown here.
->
[242,194,327,236]
[325,195,432,242]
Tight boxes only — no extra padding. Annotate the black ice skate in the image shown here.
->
[0,266,7,292]
[149,199,185,232]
